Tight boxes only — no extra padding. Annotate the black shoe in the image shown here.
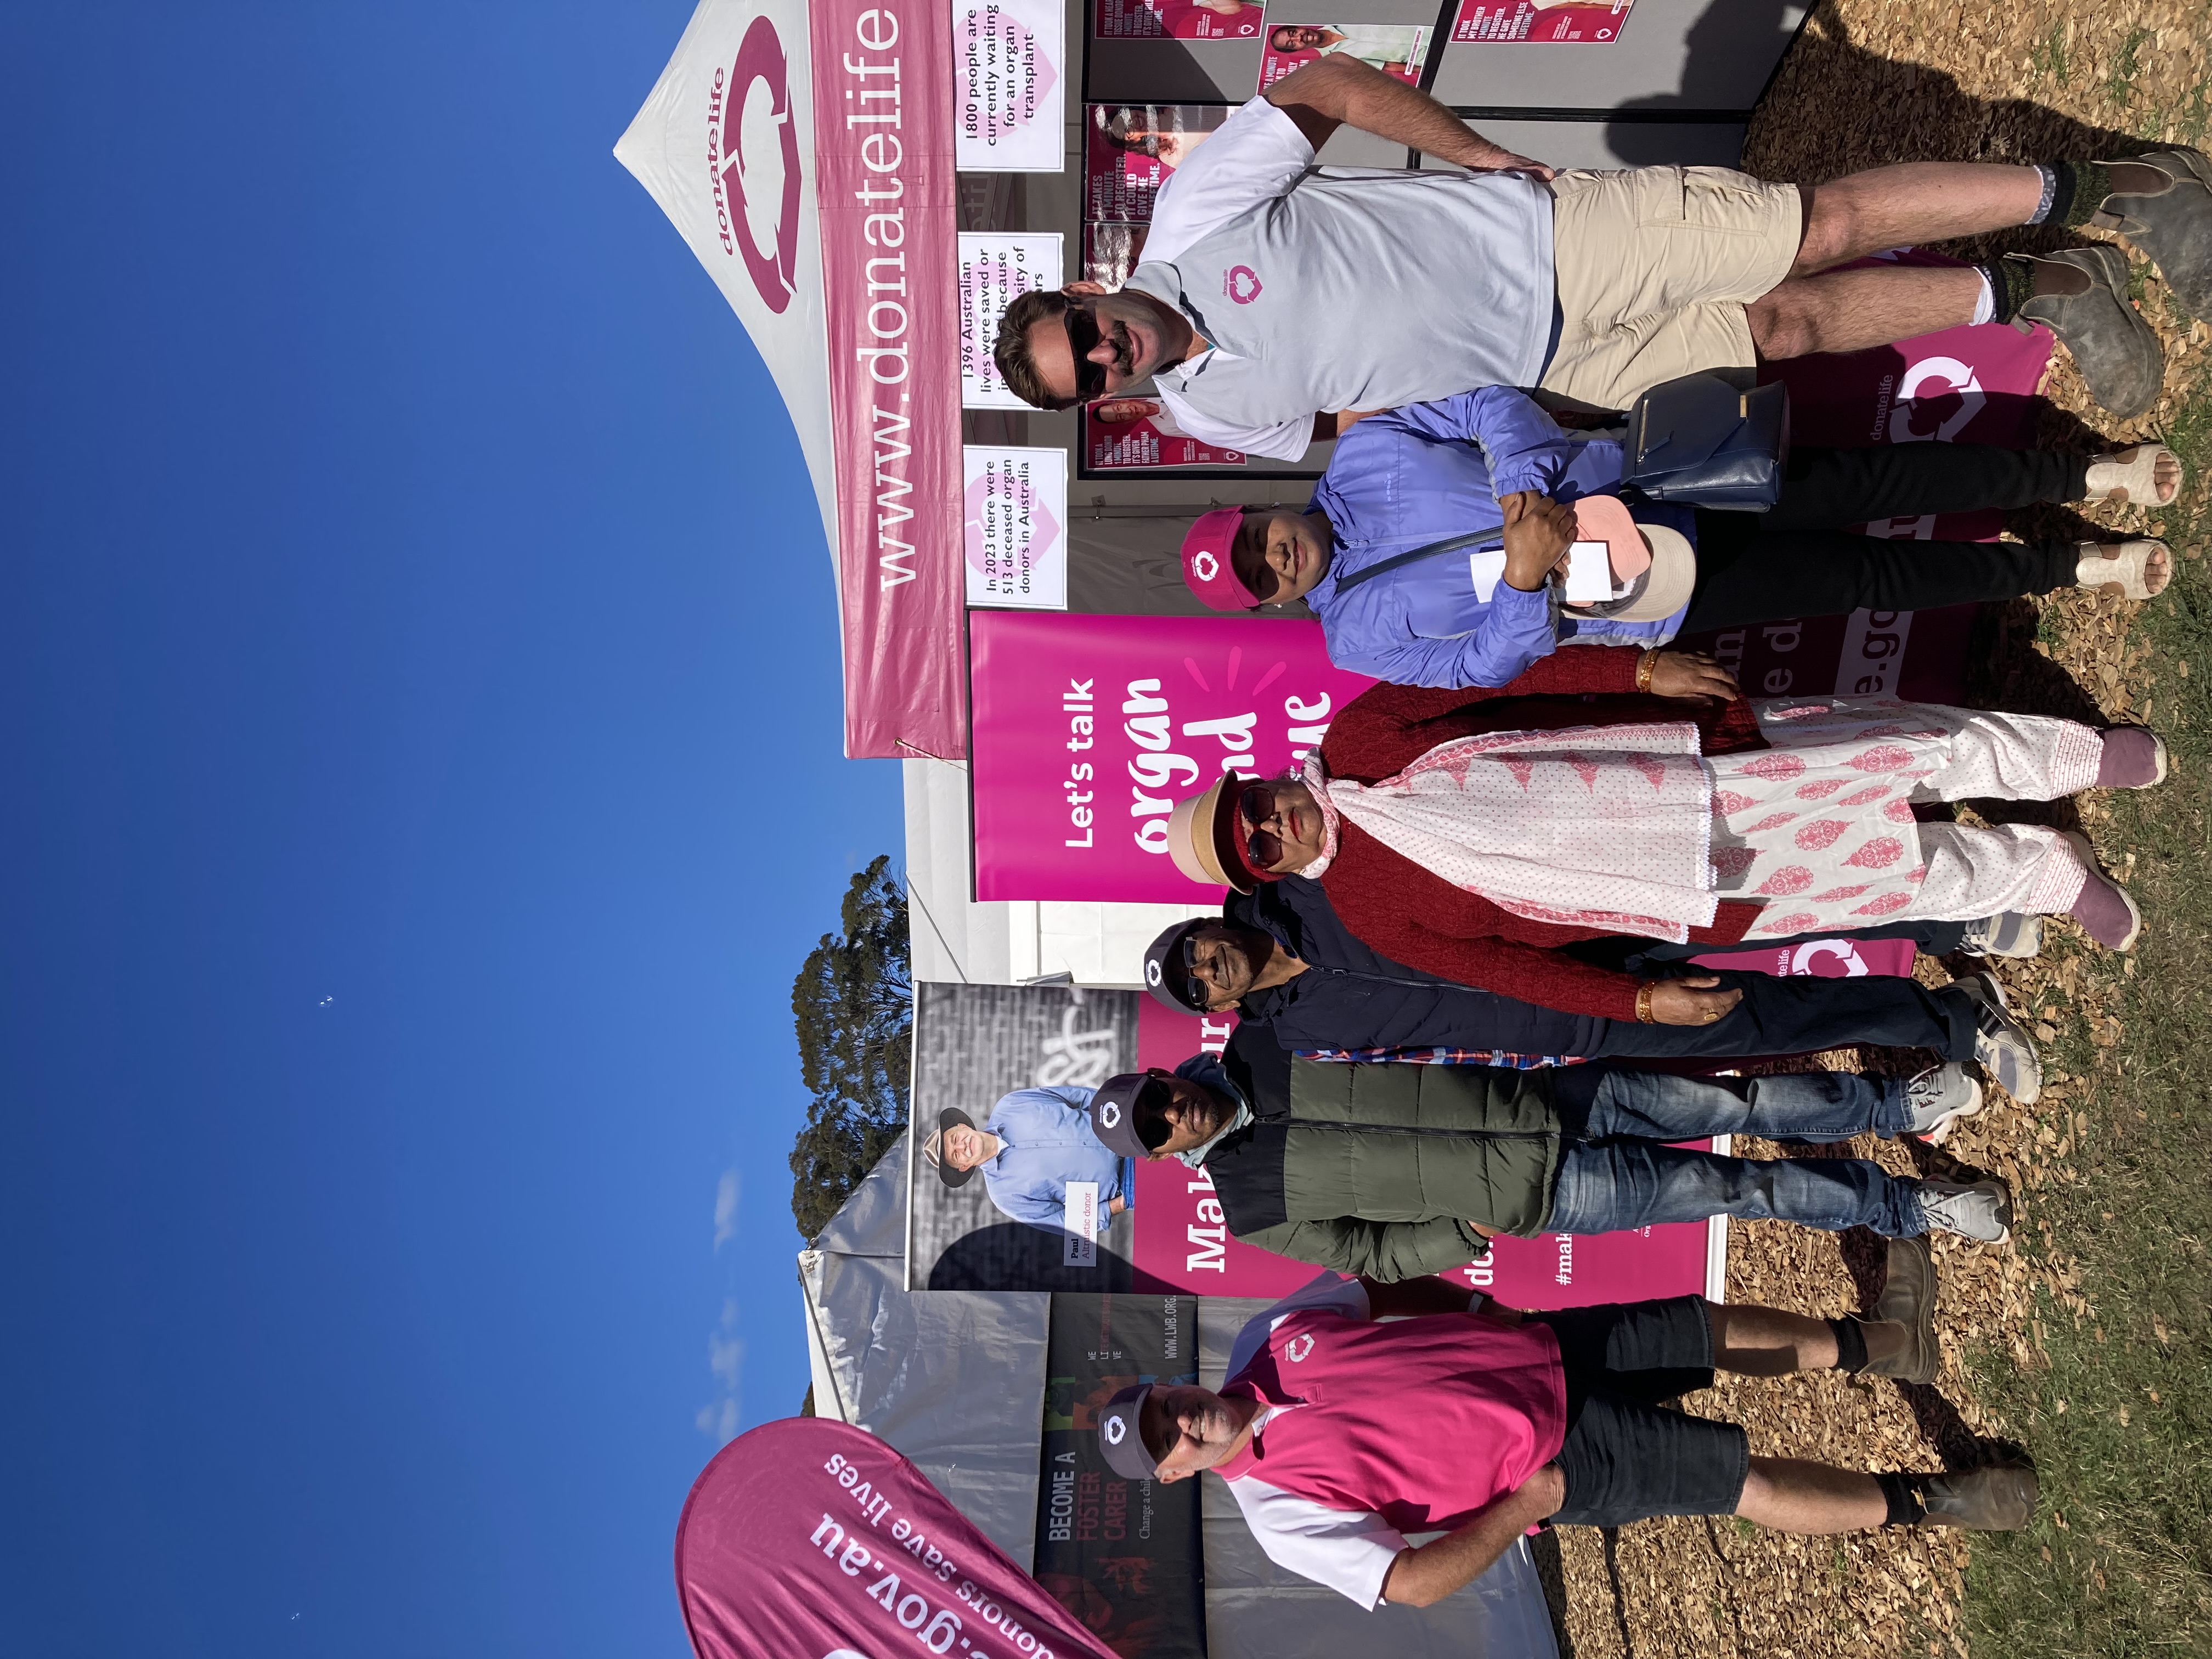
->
[1863,1235,1939,1384]
[1917,1460,2038,1530]
[2012,246,2165,419]
[2095,148,2212,323]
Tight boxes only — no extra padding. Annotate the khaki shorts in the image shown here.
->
[1539,166,1803,412]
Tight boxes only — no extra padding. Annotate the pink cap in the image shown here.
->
[1180,509,1261,610]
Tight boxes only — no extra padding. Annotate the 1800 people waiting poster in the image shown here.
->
[967,613,1375,903]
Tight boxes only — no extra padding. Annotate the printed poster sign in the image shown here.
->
[907,984,1142,1291]
[961,233,1064,409]
[1034,1295,1204,1659]
[1257,21,1430,90]
[1094,0,1266,38]
[968,612,1376,903]
[1082,222,1145,287]
[1084,397,1246,469]
[964,446,1068,610]
[953,0,1066,171]
[1084,104,1229,224]
[1451,0,1635,43]
[675,1418,1120,1659]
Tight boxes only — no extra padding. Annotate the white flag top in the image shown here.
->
[617,0,968,760]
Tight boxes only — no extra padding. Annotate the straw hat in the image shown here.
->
[1166,772,1252,894]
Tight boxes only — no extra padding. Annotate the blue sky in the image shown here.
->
[0,4,900,1653]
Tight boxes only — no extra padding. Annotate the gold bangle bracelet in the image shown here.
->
[1636,650,1657,694]
[1635,983,1657,1024]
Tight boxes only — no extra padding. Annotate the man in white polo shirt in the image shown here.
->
[992,56,2212,445]
[1093,1269,2035,1609]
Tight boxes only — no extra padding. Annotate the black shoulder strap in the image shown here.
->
[1329,528,1502,594]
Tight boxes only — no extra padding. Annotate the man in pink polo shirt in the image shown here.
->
[1094,1271,2035,1609]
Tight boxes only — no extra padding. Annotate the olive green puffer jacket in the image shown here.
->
[1200,1037,1565,1282]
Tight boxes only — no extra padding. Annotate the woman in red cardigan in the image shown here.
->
[1165,649,2157,1023]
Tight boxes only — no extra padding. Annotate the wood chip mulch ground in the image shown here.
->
[1539,2,2210,1653]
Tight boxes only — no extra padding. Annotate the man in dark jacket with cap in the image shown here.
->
[1084,1022,2009,1304]
[1141,881,2044,1084]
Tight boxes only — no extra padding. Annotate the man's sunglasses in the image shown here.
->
[1239,781,1285,871]
[1132,1074,1175,1153]
[1062,301,1108,404]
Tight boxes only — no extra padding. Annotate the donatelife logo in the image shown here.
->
[1225,265,1263,305]
[1284,1333,1315,1362]
[710,15,803,314]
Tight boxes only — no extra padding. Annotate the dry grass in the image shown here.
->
[1542,2,2212,1653]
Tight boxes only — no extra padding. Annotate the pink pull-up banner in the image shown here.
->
[678,1419,1120,1659]
[969,612,1377,901]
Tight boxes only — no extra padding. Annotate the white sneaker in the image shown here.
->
[1918,1178,2014,1244]
[1958,912,2044,958]
[1951,973,2042,1106]
[1904,1063,1985,1146]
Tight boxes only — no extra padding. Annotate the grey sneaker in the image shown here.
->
[1950,972,2042,1106]
[1904,1063,1984,1146]
[1917,1460,2039,1530]
[1957,912,2044,958]
[2012,245,2164,419]
[1863,1235,1939,1384]
[2094,148,2212,323]
[1918,1177,2015,1244]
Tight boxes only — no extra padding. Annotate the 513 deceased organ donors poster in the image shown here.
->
[964,448,1068,609]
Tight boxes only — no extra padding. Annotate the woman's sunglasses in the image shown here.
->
[1239,781,1285,870]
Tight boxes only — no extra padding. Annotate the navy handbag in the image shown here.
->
[1619,373,1792,511]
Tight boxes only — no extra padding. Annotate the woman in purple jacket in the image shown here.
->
[1178,385,2177,689]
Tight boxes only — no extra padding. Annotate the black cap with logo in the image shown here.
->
[1142,919,1210,1014]
[1087,1072,1153,1160]
[1095,1384,1158,1481]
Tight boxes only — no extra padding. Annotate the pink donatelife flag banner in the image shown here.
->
[618,0,967,760]
[677,1418,1122,1659]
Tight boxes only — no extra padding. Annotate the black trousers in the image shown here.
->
[1676,444,2090,636]
[1587,969,1970,1064]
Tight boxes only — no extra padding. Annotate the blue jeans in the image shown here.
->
[1543,1068,1928,1238]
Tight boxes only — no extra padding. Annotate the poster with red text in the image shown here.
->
[1096,0,1265,38]
[1084,398,1246,469]
[969,612,1376,903]
[1083,222,1147,287]
[1084,104,1229,223]
[1451,0,1634,43]
[1256,22,1430,91]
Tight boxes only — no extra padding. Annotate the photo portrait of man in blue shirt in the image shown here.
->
[922,1087,1136,1236]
